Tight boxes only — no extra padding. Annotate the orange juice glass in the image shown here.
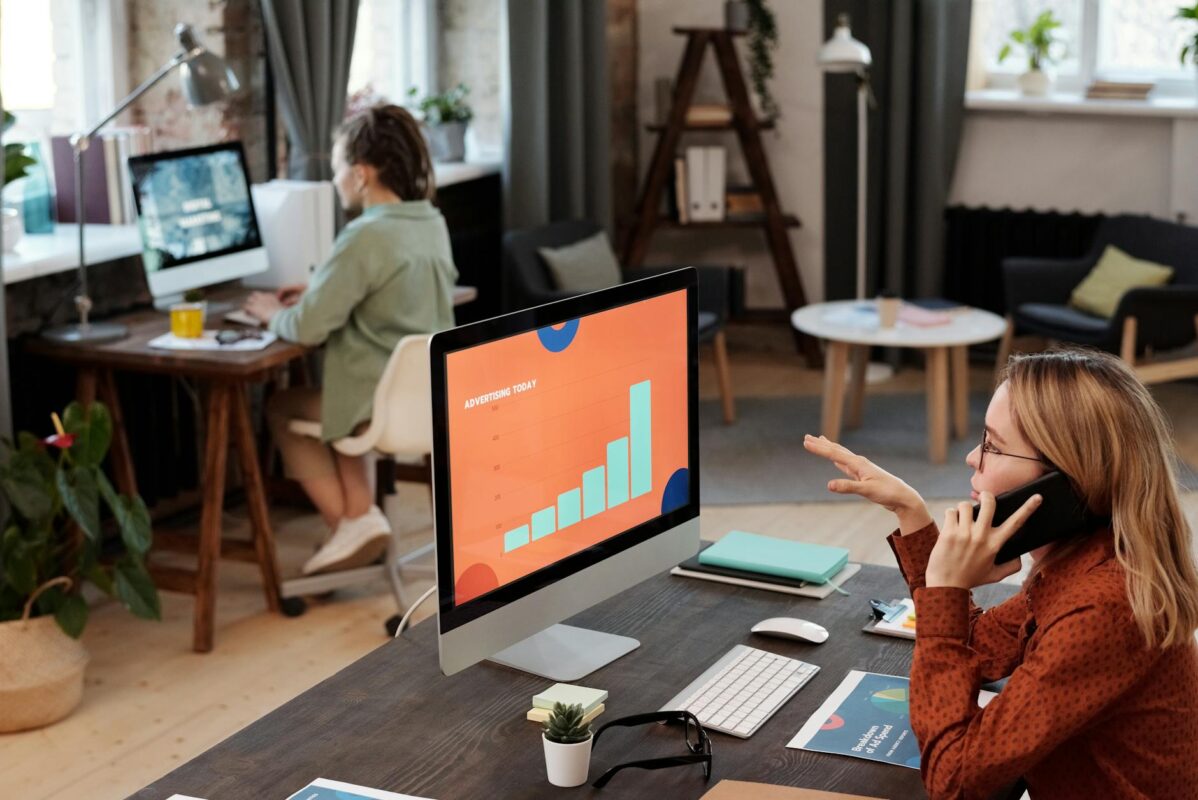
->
[170,303,205,338]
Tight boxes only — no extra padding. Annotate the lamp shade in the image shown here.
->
[818,13,871,73]
[174,23,240,106]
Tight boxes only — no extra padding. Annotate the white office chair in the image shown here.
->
[278,334,436,634]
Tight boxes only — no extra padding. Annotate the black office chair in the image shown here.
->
[502,220,745,423]
[996,214,1198,384]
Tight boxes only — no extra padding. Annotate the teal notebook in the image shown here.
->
[698,531,850,584]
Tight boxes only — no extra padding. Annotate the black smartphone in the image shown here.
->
[972,470,1110,564]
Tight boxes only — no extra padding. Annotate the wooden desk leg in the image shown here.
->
[97,369,139,496]
[950,346,970,441]
[230,383,282,613]
[926,347,949,464]
[821,340,850,441]
[195,384,231,653]
[846,345,868,430]
[76,367,98,405]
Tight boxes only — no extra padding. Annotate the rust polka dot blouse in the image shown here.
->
[888,523,1198,799]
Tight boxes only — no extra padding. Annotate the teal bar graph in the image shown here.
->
[607,437,629,508]
[630,380,652,498]
[558,488,581,529]
[504,525,530,553]
[531,507,556,541]
[583,466,606,519]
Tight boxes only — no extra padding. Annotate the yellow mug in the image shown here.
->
[170,303,205,339]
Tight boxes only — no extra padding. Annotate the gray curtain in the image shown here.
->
[261,0,360,180]
[503,0,611,231]
[824,0,972,301]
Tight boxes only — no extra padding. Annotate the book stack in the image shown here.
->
[671,146,726,224]
[725,185,763,219]
[1084,81,1154,101]
[672,532,860,599]
[685,104,734,126]
[526,683,607,726]
[51,126,154,225]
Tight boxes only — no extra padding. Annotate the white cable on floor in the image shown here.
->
[393,584,437,638]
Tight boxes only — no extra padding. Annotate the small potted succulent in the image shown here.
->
[542,702,594,787]
[407,83,473,163]
[0,403,160,732]
[998,9,1064,97]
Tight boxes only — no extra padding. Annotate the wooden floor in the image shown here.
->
[5,322,1198,799]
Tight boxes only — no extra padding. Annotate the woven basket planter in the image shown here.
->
[0,579,89,733]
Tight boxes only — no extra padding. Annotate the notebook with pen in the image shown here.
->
[698,531,849,584]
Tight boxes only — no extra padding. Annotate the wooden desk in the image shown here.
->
[134,563,1016,798]
[26,302,310,654]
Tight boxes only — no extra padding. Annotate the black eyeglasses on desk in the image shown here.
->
[590,710,712,789]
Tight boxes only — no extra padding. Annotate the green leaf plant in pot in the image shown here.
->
[407,83,473,163]
[998,9,1064,97]
[0,402,160,732]
[542,702,594,787]
[1178,3,1198,96]
[3,110,37,254]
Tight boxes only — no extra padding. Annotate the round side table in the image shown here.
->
[791,301,1009,463]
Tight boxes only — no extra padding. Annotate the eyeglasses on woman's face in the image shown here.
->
[979,428,1051,473]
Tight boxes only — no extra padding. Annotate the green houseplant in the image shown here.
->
[407,84,473,163]
[542,702,594,787]
[3,111,37,253]
[998,10,1064,97]
[0,402,160,732]
[746,0,780,120]
[1178,4,1198,93]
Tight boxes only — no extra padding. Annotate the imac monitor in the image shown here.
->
[128,142,268,304]
[431,269,700,680]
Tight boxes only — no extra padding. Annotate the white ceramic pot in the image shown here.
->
[2,206,23,253]
[725,0,750,32]
[0,615,89,732]
[543,733,593,788]
[1018,69,1051,97]
[425,121,467,163]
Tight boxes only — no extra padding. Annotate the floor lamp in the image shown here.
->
[42,23,240,344]
[819,14,893,382]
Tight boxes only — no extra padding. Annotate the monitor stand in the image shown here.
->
[488,624,639,681]
[153,294,235,315]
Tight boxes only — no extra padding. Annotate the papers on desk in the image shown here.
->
[148,331,278,351]
[285,778,433,800]
[787,671,996,769]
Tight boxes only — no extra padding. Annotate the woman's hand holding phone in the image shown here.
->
[925,491,1042,589]
[803,434,933,534]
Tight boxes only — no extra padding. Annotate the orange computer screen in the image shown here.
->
[445,289,690,606]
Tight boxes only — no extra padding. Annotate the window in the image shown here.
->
[347,0,437,115]
[0,0,125,143]
[972,0,1198,96]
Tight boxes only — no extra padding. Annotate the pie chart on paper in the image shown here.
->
[870,687,910,717]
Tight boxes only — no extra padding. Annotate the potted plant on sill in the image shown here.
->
[1177,3,1198,96]
[407,83,473,163]
[998,9,1064,97]
[542,702,594,787]
[3,110,37,253]
[0,403,160,733]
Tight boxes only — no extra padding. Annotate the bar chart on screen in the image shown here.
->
[444,290,690,605]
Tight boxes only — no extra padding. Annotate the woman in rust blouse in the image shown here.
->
[806,349,1198,799]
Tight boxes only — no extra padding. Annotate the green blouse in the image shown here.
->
[269,200,458,441]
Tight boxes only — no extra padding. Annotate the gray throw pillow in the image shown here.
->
[538,231,623,292]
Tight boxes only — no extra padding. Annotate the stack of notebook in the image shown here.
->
[672,531,860,598]
[526,683,607,725]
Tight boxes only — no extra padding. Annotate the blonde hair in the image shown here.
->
[1001,348,1198,649]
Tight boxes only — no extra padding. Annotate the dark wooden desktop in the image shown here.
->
[135,563,1016,799]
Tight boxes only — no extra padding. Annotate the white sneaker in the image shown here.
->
[302,505,392,576]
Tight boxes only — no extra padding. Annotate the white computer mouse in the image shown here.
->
[751,617,829,644]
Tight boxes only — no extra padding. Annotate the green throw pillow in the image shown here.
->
[1069,245,1173,318]
[538,231,623,292]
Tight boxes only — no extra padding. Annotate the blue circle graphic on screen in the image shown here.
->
[537,319,580,352]
[661,468,690,515]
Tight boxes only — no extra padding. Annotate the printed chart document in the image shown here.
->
[787,671,996,770]
[285,778,433,800]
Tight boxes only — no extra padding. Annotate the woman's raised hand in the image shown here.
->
[803,434,932,533]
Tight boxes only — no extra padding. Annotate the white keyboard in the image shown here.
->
[661,644,819,738]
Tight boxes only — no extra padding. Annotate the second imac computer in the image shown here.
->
[127,141,268,307]
[431,269,699,680]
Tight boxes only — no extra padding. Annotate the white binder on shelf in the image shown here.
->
[686,146,708,221]
[705,146,726,222]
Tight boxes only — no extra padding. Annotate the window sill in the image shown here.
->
[965,89,1198,120]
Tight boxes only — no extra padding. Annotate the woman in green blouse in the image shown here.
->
[244,105,457,575]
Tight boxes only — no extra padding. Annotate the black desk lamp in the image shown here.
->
[42,23,239,344]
